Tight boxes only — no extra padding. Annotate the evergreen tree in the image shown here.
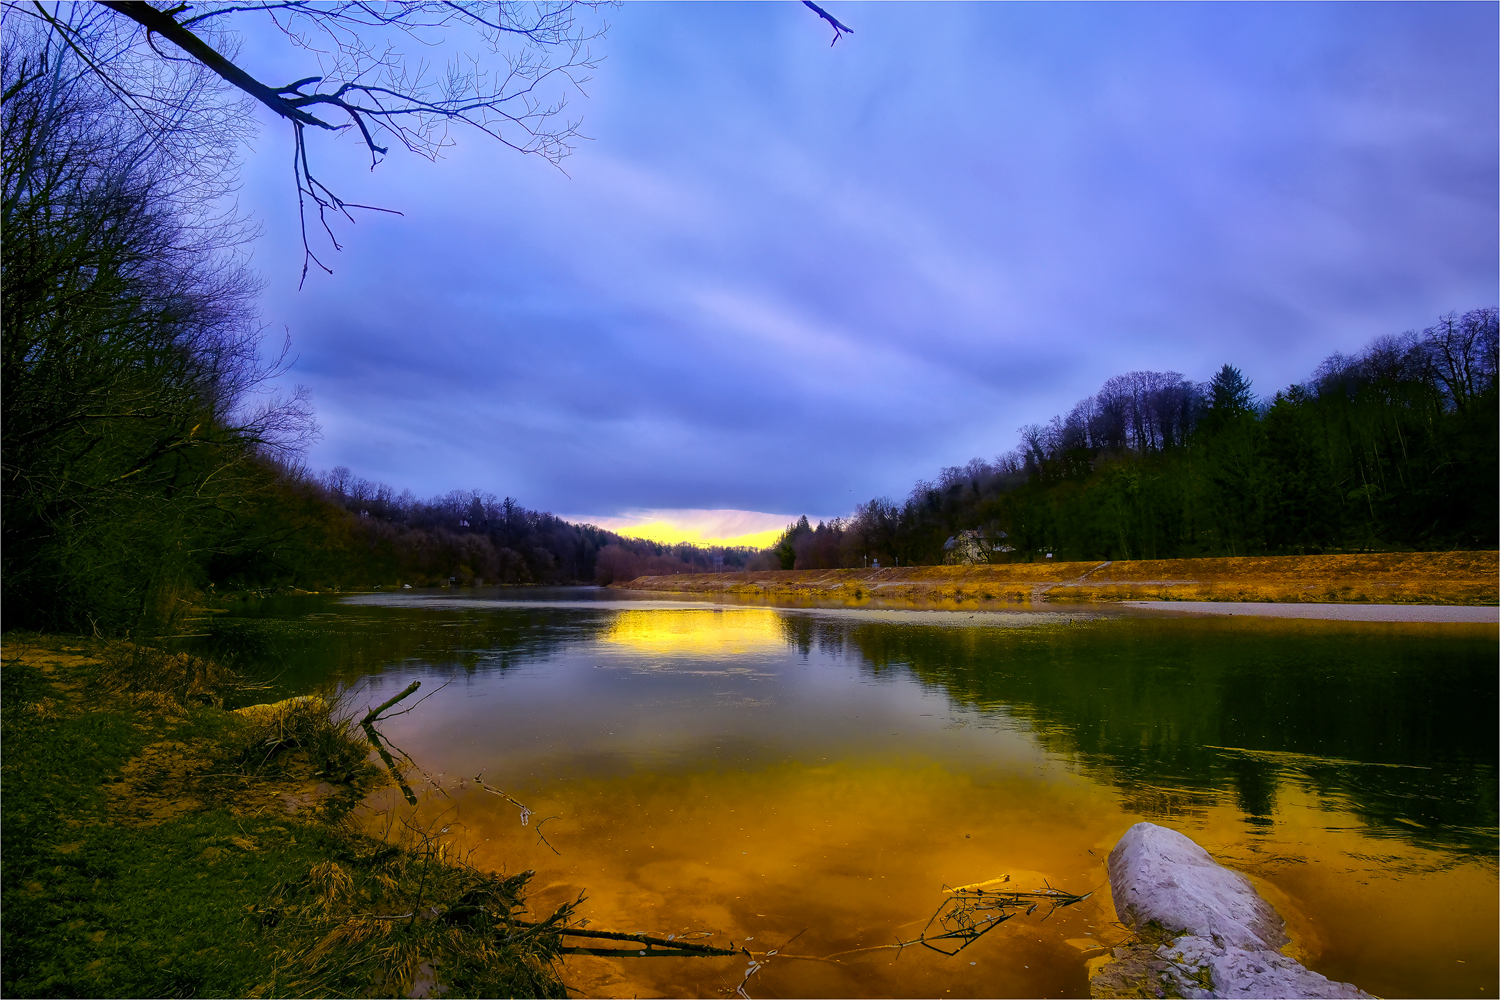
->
[1207,364,1256,416]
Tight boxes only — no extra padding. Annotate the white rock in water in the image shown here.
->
[1109,821,1286,952]
[1095,822,1372,1000]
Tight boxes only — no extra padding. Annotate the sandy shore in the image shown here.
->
[1125,601,1498,623]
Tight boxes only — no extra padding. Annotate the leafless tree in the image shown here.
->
[1093,370,1196,452]
[3,22,326,627]
[1422,308,1498,415]
[3,14,314,458]
[10,1,607,283]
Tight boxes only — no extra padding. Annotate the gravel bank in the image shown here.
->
[1125,601,1497,623]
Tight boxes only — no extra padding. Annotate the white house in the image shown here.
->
[942,529,1014,565]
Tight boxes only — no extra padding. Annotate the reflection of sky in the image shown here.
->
[359,600,1120,1000]
[599,608,785,658]
[337,596,1497,1000]
[371,610,1049,784]
[223,3,1498,526]
[319,594,1496,848]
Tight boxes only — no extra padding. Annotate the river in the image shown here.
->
[188,587,1497,999]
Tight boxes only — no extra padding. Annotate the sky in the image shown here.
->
[226,2,1498,545]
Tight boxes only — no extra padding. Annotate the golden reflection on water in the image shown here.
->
[600,608,785,658]
[361,753,1497,1000]
[346,606,1498,999]
[367,758,1119,999]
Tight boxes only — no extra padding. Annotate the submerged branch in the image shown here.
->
[473,774,559,852]
[732,879,1092,992]
[543,925,737,957]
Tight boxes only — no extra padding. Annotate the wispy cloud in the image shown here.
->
[237,2,1497,519]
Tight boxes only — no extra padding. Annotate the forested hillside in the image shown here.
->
[770,310,1498,570]
[294,467,754,591]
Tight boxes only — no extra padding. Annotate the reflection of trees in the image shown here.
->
[815,615,1497,856]
[195,603,1495,857]
[191,598,617,700]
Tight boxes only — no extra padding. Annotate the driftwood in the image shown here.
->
[551,926,737,957]
[472,776,560,854]
[356,680,431,806]
[361,680,421,724]
[726,879,1092,997]
[503,909,738,958]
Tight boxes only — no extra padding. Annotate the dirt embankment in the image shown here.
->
[615,551,1499,607]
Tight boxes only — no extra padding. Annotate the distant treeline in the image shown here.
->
[770,308,1498,568]
[294,467,756,589]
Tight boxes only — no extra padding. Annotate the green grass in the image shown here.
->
[1,636,568,998]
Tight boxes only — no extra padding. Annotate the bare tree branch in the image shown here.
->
[12,2,849,282]
[0,1,606,281]
[97,1,335,129]
[802,1,852,46]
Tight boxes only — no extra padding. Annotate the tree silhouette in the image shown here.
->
[14,1,605,283]
[1207,364,1255,416]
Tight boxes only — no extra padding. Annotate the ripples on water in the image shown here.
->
[189,588,1498,999]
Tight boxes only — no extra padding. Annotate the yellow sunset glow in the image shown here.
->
[571,508,801,549]
[615,520,783,549]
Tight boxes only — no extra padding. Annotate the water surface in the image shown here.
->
[192,588,1498,999]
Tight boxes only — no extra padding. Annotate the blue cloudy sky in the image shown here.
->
[230,2,1498,544]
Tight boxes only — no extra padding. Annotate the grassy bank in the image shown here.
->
[615,550,1499,607]
[0,635,568,999]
